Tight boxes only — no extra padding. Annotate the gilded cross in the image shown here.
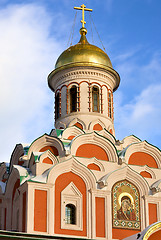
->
[74,4,93,28]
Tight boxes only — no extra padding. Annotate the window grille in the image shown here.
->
[70,86,77,112]
[108,92,112,119]
[65,204,76,225]
[92,86,100,112]
[55,92,60,119]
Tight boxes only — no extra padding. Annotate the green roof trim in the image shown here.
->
[24,146,29,155]
[119,140,161,158]
[27,179,47,184]
[34,155,39,162]
[122,134,142,142]
[20,175,28,184]
[56,129,64,137]
[103,128,117,141]
[144,140,161,152]
[62,141,71,146]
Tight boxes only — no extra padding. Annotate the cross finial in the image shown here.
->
[74,4,93,29]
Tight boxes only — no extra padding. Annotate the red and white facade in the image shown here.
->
[0,16,161,240]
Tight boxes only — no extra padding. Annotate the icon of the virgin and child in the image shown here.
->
[117,194,136,221]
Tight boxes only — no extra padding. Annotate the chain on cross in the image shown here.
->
[74,4,93,28]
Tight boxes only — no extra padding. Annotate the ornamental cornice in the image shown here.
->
[57,69,114,81]
[48,62,120,92]
[98,165,149,195]
[53,69,115,90]
[89,189,110,196]
[143,195,161,201]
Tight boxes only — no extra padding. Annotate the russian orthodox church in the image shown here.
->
[0,4,161,240]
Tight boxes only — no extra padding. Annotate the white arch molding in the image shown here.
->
[27,134,65,158]
[70,132,118,163]
[124,141,161,168]
[47,157,96,190]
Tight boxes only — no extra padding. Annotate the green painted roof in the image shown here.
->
[0,230,93,239]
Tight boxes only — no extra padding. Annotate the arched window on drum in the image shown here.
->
[92,86,100,112]
[70,86,77,113]
[55,92,60,120]
[108,91,112,119]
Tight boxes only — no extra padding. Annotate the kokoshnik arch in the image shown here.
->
[0,4,161,240]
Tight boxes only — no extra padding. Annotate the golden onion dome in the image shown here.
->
[48,28,120,92]
[55,28,112,69]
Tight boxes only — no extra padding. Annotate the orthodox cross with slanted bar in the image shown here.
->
[74,4,93,28]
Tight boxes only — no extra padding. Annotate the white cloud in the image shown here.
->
[114,45,161,150]
[0,3,64,162]
[115,84,161,148]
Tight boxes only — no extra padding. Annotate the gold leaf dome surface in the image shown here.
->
[55,33,113,69]
[48,29,120,92]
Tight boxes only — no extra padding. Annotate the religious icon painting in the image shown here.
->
[112,180,141,230]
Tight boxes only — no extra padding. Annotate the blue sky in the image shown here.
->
[0,0,161,162]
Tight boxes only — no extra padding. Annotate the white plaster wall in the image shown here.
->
[102,86,108,116]
[80,82,89,113]
[61,85,67,117]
